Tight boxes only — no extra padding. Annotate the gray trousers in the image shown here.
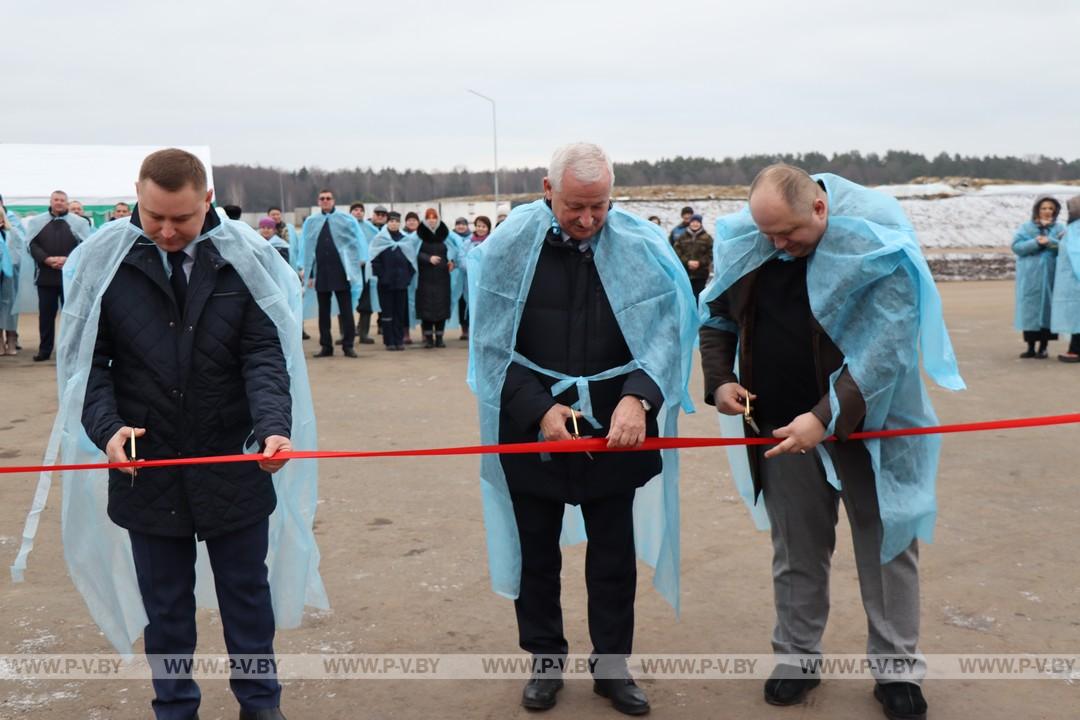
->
[758,428,926,683]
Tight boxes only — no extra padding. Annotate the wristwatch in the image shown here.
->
[638,397,652,412]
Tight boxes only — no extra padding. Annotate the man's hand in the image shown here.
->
[259,435,292,473]
[447,261,456,272]
[539,404,579,442]
[306,278,314,288]
[765,412,827,459]
[430,256,443,266]
[55,256,67,268]
[1038,235,1050,246]
[106,426,146,476]
[607,395,646,449]
[714,382,756,416]
[45,256,62,269]
[688,260,701,271]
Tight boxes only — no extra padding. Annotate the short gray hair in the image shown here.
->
[547,142,614,191]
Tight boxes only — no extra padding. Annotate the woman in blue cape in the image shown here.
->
[699,165,964,718]
[467,143,697,715]
[1051,195,1080,362]
[1013,196,1065,358]
[0,202,27,354]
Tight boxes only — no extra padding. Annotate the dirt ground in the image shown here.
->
[1,280,1078,719]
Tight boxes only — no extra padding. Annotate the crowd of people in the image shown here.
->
[3,144,1079,720]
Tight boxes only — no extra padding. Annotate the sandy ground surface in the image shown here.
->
[1,280,1078,720]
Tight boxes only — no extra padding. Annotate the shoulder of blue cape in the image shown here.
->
[468,199,698,404]
[25,212,92,242]
[70,217,291,295]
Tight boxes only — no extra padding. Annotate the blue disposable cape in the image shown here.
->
[370,227,421,326]
[700,174,966,564]
[0,226,12,278]
[446,231,469,327]
[10,216,329,656]
[1051,220,1080,334]
[356,219,381,313]
[1012,220,1066,331]
[0,227,13,325]
[24,211,93,246]
[300,211,368,321]
[466,200,698,611]
[280,224,303,272]
[5,212,35,322]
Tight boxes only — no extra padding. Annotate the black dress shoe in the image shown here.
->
[764,664,820,706]
[313,348,333,358]
[1019,349,1037,358]
[343,346,358,358]
[301,331,311,340]
[359,337,375,345]
[521,675,563,710]
[594,678,650,716]
[1036,349,1050,359]
[239,708,287,720]
[874,682,927,720]
[32,353,50,362]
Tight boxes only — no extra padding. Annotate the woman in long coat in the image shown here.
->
[416,208,454,348]
[1013,196,1066,358]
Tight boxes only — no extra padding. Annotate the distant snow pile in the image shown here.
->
[621,182,1079,280]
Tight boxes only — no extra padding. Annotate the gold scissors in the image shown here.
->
[743,393,760,435]
[569,411,594,460]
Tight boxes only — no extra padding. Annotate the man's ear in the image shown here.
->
[542,177,553,201]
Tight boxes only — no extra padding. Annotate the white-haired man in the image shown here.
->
[467,143,698,715]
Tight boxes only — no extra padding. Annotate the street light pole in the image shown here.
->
[467,89,499,215]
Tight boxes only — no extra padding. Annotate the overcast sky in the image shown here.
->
[5,0,1078,173]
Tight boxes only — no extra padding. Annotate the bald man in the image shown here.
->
[699,164,964,720]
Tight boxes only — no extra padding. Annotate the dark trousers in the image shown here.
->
[37,284,64,356]
[1070,334,1080,354]
[1023,329,1058,346]
[317,289,355,350]
[378,287,408,347]
[129,518,280,720]
[421,319,446,335]
[509,490,637,666]
[458,297,469,333]
[689,278,708,299]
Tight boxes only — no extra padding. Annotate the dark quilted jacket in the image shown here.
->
[81,209,292,539]
[498,231,664,505]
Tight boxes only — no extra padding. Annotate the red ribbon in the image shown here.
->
[2,412,1078,476]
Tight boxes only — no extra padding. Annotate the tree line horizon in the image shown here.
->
[212,150,1080,211]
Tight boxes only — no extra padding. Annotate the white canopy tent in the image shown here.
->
[0,143,215,219]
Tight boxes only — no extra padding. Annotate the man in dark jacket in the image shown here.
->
[304,190,357,358]
[699,164,930,720]
[497,144,661,716]
[672,213,713,297]
[370,211,414,351]
[81,148,293,720]
[27,190,89,361]
[667,205,693,246]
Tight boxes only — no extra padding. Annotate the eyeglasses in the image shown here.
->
[318,196,333,201]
